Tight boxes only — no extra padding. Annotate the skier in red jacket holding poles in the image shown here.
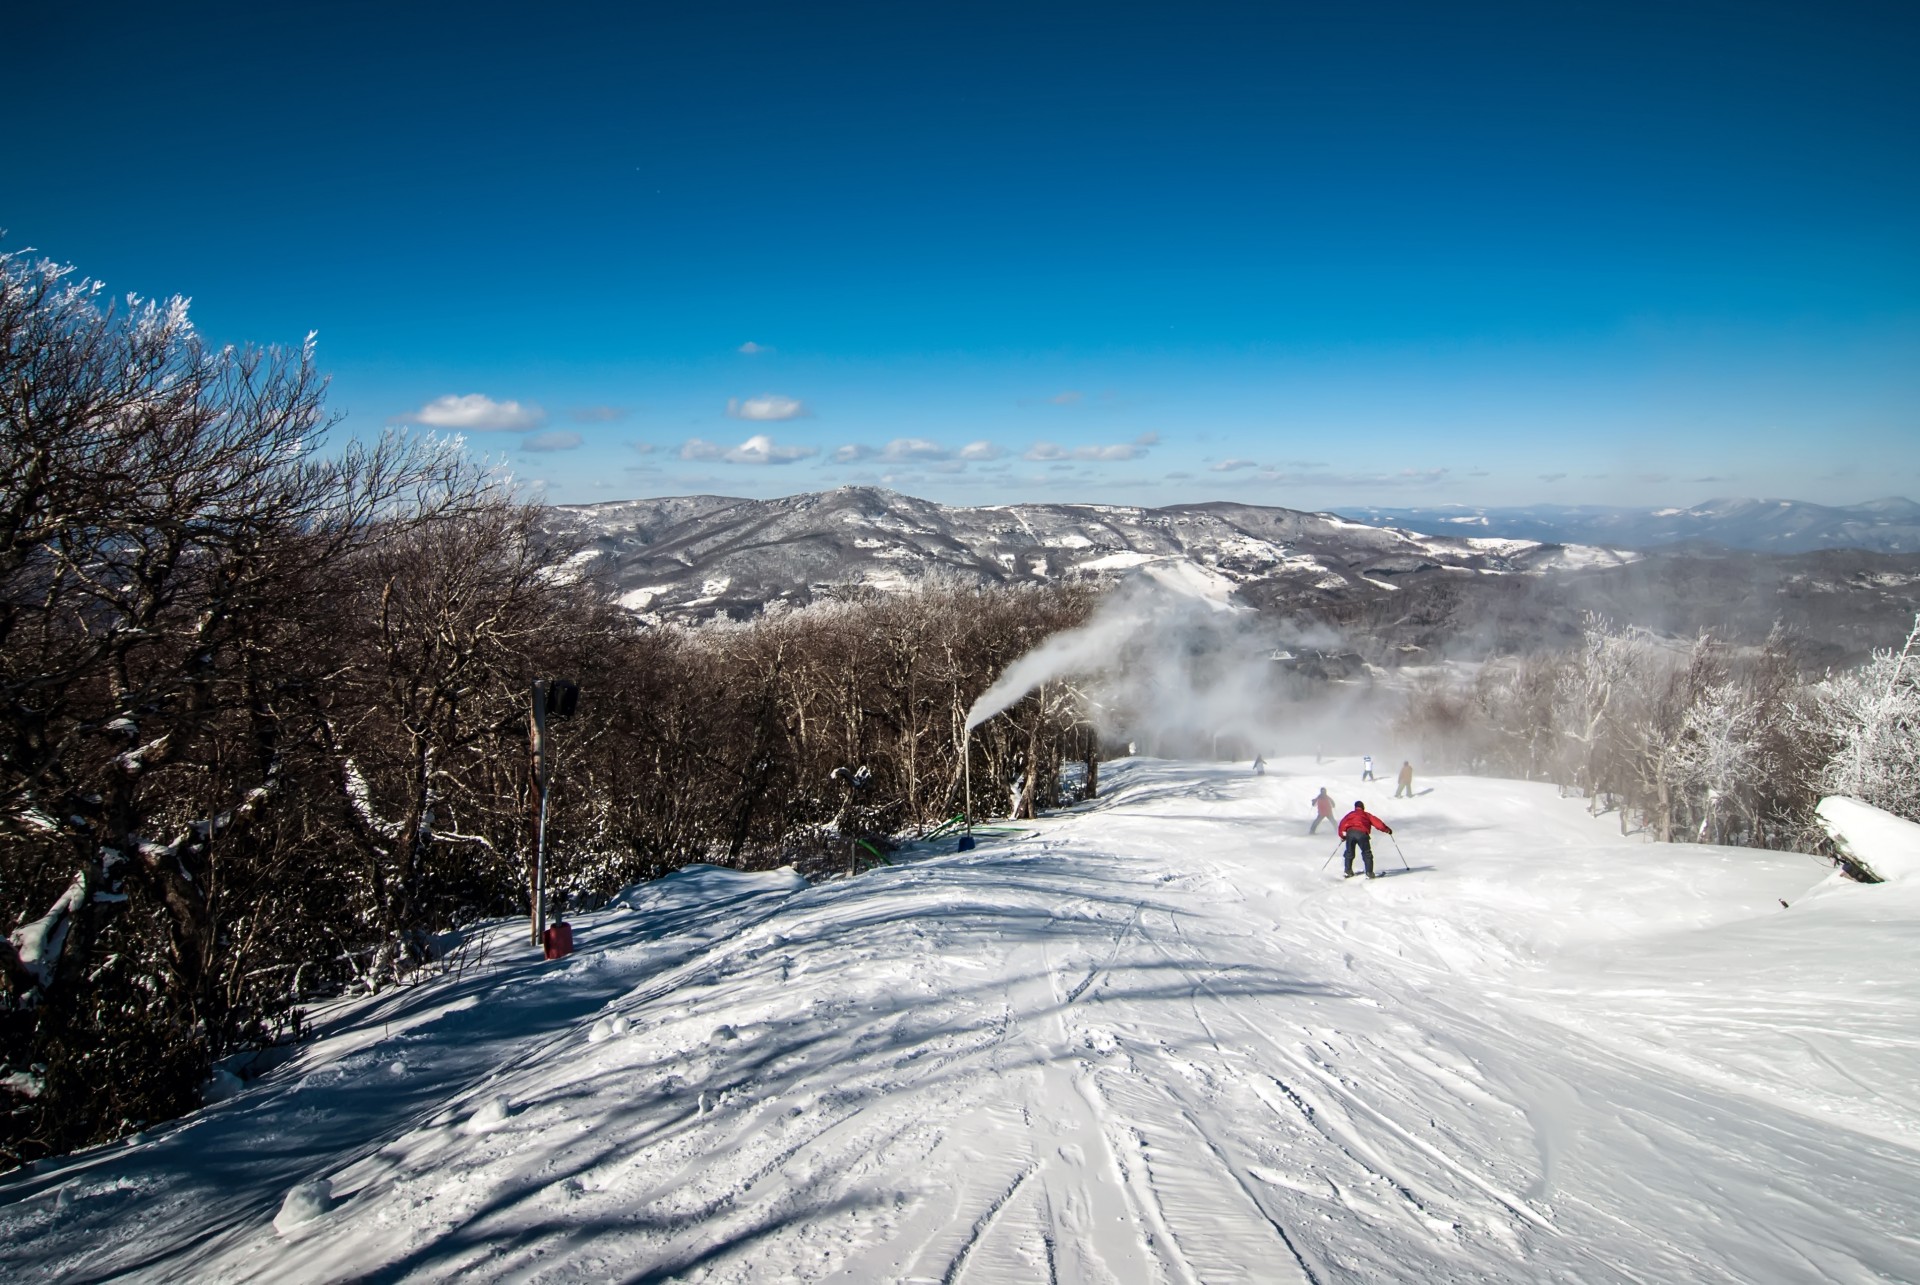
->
[1338,800,1393,879]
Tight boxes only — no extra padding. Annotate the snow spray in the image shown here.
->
[963,566,1315,759]
[965,569,1242,733]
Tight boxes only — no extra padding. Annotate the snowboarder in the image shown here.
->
[1395,760,1414,798]
[1252,754,1266,776]
[1361,754,1376,782]
[1309,787,1335,834]
[1338,800,1393,879]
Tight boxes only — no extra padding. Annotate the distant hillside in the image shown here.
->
[1338,497,1920,553]
[543,488,1920,667]
[545,487,1631,621]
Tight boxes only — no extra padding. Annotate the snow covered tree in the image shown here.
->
[1553,614,1657,811]
[1672,679,1758,844]
[1811,615,1920,823]
[0,249,489,1165]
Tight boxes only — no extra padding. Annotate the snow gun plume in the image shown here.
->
[964,595,1154,731]
[964,568,1302,756]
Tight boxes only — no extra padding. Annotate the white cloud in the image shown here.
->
[682,433,816,465]
[1232,465,1454,489]
[393,393,544,431]
[1135,431,1160,446]
[827,438,1004,467]
[1049,390,1083,405]
[883,437,950,461]
[738,341,773,355]
[1211,458,1257,472]
[521,431,583,453]
[730,434,815,464]
[569,405,627,423]
[727,393,808,421]
[1025,440,1149,462]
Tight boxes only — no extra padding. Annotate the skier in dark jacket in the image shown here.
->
[1309,787,1335,834]
[1338,801,1393,879]
[1395,760,1414,798]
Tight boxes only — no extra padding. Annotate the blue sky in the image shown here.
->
[7,0,1917,509]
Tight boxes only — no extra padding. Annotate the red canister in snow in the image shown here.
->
[542,921,574,960]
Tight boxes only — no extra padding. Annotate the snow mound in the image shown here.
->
[616,863,806,910]
[586,1014,631,1043]
[1815,796,1920,882]
[201,1068,244,1105]
[272,1179,334,1236]
[463,1095,514,1134]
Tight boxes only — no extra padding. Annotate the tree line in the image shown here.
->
[0,252,1097,1169]
[1395,612,1920,869]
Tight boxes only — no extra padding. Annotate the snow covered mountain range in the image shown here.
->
[546,487,1634,621]
[1340,496,1920,553]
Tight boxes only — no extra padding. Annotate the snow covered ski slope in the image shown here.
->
[5,759,1919,1283]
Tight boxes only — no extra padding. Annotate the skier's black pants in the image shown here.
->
[1342,832,1374,877]
[1310,815,1329,834]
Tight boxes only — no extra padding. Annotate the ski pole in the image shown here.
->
[1389,834,1409,871]
[1321,840,1342,871]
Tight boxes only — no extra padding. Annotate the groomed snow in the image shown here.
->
[4,760,1917,1283]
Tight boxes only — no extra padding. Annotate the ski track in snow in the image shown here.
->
[4,759,1919,1283]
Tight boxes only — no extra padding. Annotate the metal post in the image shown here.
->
[536,778,551,938]
[964,730,972,837]
[530,679,549,947]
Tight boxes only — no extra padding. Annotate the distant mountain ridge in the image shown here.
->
[1336,497,1920,553]
[546,487,1633,621]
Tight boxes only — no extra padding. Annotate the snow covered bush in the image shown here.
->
[1810,616,1920,824]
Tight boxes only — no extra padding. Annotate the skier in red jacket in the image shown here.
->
[1337,801,1393,879]
[1309,787,1335,834]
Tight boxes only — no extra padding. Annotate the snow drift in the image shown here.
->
[1816,795,1920,882]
